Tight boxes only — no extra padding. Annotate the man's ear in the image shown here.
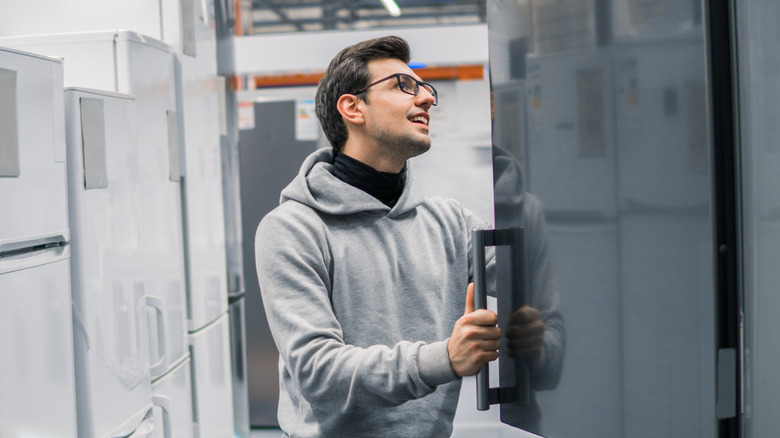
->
[337,94,365,126]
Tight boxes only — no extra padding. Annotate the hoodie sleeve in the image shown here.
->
[255,206,452,414]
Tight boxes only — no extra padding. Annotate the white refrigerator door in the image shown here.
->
[0,253,77,438]
[0,31,192,380]
[65,88,160,437]
[151,356,195,438]
[190,313,235,437]
[116,32,191,378]
[176,0,229,331]
[0,47,67,244]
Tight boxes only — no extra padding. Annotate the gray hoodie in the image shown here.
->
[255,148,492,437]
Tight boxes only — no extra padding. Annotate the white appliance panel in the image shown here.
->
[0,255,77,438]
[0,47,67,244]
[177,0,229,330]
[190,314,235,437]
[65,88,159,438]
[114,35,192,378]
[151,357,195,438]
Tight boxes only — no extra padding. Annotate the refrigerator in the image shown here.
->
[0,30,194,435]
[215,0,252,435]
[64,87,156,437]
[480,0,720,436]
[0,46,77,438]
[161,3,236,434]
[165,0,236,435]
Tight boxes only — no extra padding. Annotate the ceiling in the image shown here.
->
[246,0,487,34]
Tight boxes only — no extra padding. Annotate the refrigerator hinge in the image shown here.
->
[716,348,737,419]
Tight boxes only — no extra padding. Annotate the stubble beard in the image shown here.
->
[372,127,431,164]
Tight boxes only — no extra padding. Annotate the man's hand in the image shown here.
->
[448,283,501,377]
[506,306,545,366]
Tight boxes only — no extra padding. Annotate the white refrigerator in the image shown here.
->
[0,31,195,435]
[1,3,239,434]
[167,1,235,436]
[0,46,77,438]
[64,87,157,437]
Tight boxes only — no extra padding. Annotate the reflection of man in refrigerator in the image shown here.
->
[494,144,566,434]
[254,36,502,437]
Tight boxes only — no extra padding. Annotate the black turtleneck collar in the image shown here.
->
[331,151,406,208]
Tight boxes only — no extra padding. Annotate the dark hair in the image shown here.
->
[315,36,411,151]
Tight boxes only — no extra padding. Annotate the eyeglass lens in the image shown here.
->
[398,74,437,105]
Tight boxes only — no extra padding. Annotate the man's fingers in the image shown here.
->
[464,282,475,314]
[463,309,499,327]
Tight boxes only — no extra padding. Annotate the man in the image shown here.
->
[255,36,546,437]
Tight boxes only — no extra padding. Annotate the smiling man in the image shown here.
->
[254,36,508,437]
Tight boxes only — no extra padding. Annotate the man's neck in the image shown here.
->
[331,151,405,208]
[340,143,405,173]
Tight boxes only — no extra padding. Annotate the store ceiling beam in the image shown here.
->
[252,8,483,28]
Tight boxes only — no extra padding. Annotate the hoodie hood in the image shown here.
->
[280,148,426,217]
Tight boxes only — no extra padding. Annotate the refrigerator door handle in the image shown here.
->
[151,394,174,438]
[472,229,493,411]
[0,239,69,275]
[0,233,68,255]
[144,295,169,376]
[472,228,529,411]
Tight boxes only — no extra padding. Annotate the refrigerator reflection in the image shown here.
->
[486,0,716,436]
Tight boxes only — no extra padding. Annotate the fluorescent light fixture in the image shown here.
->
[381,0,402,17]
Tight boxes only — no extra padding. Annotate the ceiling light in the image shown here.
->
[381,0,402,17]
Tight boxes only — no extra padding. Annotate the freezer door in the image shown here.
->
[0,254,77,438]
[189,313,235,437]
[0,47,68,244]
[151,356,195,438]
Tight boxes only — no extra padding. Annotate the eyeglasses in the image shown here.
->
[353,73,438,106]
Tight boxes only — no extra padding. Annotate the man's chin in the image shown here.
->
[407,141,431,159]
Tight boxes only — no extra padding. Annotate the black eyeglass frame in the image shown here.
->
[352,73,438,106]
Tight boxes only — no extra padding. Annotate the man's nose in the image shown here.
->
[416,88,435,108]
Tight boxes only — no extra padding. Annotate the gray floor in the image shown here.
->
[250,429,282,438]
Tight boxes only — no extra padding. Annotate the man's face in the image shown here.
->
[359,58,437,163]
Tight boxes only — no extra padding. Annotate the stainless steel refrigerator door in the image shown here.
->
[735,1,780,435]
[486,0,717,436]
